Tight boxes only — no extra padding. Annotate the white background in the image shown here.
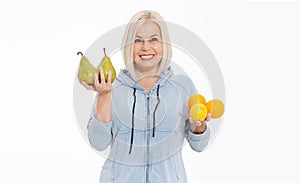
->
[1,0,299,182]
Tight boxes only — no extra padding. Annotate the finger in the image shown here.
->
[186,104,190,113]
[80,81,88,88]
[99,67,106,84]
[94,73,100,89]
[189,117,194,124]
[107,70,112,84]
[205,113,211,122]
[195,121,202,126]
[81,81,95,90]
[189,118,196,131]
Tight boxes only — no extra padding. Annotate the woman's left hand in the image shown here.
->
[189,113,211,134]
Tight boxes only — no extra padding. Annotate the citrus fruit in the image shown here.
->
[189,103,208,121]
[188,94,206,109]
[206,99,225,118]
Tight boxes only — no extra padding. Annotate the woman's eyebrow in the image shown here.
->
[135,34,160,38]
[150,34,159,37]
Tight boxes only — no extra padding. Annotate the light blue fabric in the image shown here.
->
[88,66,210,183]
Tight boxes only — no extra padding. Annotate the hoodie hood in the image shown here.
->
[115,66,174,91]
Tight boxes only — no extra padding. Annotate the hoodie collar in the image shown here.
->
[116,66,174,91]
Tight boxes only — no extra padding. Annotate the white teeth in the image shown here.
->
[140,55,154,60]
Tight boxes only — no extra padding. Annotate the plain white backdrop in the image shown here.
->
[0,0,299,182]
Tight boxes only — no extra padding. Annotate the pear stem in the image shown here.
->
[103,48,107,57]
[77,52,83,56]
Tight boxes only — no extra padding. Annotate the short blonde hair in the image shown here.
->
[122,10,172,78]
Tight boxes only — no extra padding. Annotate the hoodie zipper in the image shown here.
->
[146,92,150,183]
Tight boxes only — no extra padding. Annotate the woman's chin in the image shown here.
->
[135,64,158,74]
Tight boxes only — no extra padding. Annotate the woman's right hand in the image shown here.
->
[81,67,113,123]
[80,67,113,95]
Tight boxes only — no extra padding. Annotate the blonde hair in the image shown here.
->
[122,10,172,78]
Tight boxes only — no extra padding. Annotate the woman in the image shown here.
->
[82,10,211,183]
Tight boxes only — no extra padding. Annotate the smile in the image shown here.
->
[140,54,155,60]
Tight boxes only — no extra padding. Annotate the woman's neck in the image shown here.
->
[134,66,160,92]
[135,68,159,79]
[138,75,159,92]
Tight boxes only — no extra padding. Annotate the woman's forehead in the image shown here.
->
[135,22,161,38]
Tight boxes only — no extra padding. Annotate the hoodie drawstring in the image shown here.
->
[129,88,136,154]
[128,85,160,154]
[152,84,160,137]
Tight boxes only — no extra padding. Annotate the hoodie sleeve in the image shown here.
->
[87,93,113,151]
[185,120,210,152]
[181,75,211,152]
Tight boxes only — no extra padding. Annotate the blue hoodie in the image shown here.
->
[88,66,210,183]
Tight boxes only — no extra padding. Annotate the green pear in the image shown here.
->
[77,52,99,85]
[97,48,116,83]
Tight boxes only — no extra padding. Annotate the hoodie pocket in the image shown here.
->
[170,157,181,182]
[112,130,130,164]
[115,130,130,143]
[112,129,145,166]
[112,162,144,182]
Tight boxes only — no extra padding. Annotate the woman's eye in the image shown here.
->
[134,39,142,43]
[150,37,158,42]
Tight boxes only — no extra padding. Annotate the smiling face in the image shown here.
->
[133,22,163,76]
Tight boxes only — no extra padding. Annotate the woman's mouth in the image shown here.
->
[139,54,155,61]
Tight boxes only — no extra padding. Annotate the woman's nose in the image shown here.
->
[142,40,151,50]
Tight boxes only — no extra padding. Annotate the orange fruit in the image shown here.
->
[206,99,225,118]
[190,103,208,121]
[188,94,206,109]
